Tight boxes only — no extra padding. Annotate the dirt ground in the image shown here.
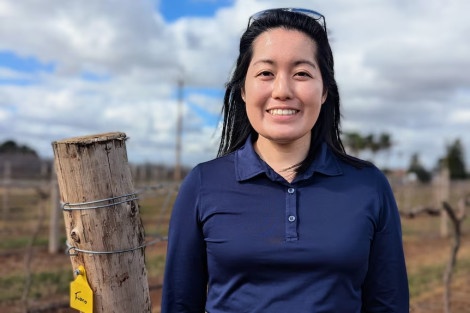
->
[1,232,470,313]
[0,245,166,313]
[1,184,470,312]
[405,235,470,313]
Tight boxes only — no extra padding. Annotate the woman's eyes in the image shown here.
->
[257,71,273,77]
[256,71,312,78]
[295,71,312,78]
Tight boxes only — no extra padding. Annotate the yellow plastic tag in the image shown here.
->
[70,265,93,313]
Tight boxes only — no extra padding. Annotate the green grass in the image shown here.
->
[0,275,26,303]
[0,270,73,303]
[0,235,67,251]
[408,255,470,298]
[146,254,167,277]
[139,195,174,237]
[408,263,445,298]
[0,236,47,251]
[401,217,442,241]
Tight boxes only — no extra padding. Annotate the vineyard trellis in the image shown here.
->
[396,167,469,313]
[0,134,469,312]
[0,178,177,313]
[0,133,179,313]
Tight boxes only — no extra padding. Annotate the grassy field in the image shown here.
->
[0,179,469,313]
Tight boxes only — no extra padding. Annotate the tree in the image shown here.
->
[365,134,380,156]
[378,133,392,153]
[343,132,367,157]
[408,153,432,183]
[342,132,393,165]
[0,140,37,156]
[443,139,467,180]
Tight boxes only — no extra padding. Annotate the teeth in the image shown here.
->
[268,109,298,116]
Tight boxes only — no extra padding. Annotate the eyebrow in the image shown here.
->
[252,59,317,69]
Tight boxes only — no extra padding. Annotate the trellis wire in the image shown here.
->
[64,182,178,256]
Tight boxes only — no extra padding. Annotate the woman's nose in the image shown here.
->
[271,74,293,100]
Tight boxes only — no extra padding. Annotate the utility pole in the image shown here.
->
[174,79,183,181]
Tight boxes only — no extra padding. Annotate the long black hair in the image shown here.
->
[218,9,369,171]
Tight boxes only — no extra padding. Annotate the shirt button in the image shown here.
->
[288,188,295,194]
[288,215,296,222]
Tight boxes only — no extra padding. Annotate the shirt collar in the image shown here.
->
[235,135,343,182]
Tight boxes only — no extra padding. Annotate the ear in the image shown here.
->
[241,88,246,102]
[321,88,328,104]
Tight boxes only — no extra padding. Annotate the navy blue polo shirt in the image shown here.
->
[162,137,409,313]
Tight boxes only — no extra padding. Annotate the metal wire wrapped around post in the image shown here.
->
[51,132,151,313]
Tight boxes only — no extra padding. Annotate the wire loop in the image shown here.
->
[65,237,168,256]
[61,183,176,255]
[61,193,138,211]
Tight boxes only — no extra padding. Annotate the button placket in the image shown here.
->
[285,187,298,241]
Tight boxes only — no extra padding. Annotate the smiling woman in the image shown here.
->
[162,8,409,313]
[242,28,326,181]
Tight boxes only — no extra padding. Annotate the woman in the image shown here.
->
[162,8,409,313]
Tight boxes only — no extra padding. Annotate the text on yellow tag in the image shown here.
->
[70,265,93,313]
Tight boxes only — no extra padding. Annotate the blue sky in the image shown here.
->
[0,1,225,132]
[0,51,54,85]
[0,0,469,168]
[150,0,231,130]
[0,51,54,73]
[158,0,234,22]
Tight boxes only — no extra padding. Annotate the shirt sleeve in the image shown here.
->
[161,166,208,313]
[362,171,409,312]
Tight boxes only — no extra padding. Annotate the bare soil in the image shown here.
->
[1,182,470,312]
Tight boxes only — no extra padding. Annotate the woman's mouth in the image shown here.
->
[267,109,299,116]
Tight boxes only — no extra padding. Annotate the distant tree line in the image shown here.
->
[0,140,44,179]
[0,140,38,156]
[342,132,392,158]
[342,132,468,183]
[1,136,467,183]
[408,138,467,182]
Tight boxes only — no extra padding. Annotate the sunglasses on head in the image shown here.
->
[247,8,327,34]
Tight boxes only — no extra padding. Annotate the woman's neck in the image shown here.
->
[254,135,310,183]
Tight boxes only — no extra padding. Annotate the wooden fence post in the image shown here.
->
[48,165,60,254]
[2,160,11,220]
[52,132,151,312]
[435,167,450,237]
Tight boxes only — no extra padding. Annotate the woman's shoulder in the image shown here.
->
[196,151,237,172]
[182,152,237,184]
[335,154,390,187]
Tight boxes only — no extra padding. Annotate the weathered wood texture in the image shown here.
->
[48,166,60,254]
[52,132,151,312]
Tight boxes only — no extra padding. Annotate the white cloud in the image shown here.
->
[186,92,222,116]
[0,108,10,121]
[0,0,468,170]
[0,67,33,80]
[449,110,470,124]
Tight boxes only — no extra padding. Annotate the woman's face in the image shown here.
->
[242,28,327,146]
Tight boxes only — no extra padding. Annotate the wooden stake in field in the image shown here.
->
[435,167,450,237]
[48,165,60,254]
[2,160,11,220]
[52,132,151,313]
